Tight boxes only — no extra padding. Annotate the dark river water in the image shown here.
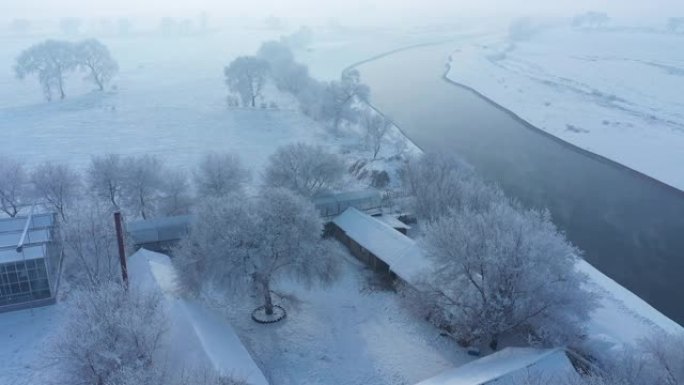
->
[355,42,684,325]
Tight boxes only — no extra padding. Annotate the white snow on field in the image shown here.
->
[448,28,684,191]
[0,31,330,174]
[210,251,473,385]
[0,305,59,385]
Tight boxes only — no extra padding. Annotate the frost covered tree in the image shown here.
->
[175,188,339,317]
[264,142,345,197]
[257,40,311,95]
[362,111,391,160]
[15,40,77,101]
[402,153,502,222]
[159,170,193,216]
[224,56,270,107]
[0,157,27,217]
[194,152,250,198]
[30,162,81,221]
[50,282,168,385]
[121,155,165,219]
[62,203,120,287]
[572,12,610,29]
[76,39,119,91]
[320,69,370,130]
[419,201,595,348]
[87,154,125,210]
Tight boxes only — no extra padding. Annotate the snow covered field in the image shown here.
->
[208,251,472,385]
[448,27,684,191]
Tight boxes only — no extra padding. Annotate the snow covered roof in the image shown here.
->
[415,348,578,385]
[127,249,269,385]
[374,214,411,230]
[333,207,432,285]
[126,215,193,245]
[0,213,55,233]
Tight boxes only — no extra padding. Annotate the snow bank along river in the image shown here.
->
[354,41,684,326]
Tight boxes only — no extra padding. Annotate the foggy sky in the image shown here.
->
[4,0,684,21]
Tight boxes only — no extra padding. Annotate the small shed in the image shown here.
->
[415,347,579,385]
[331,207,431,287]
[0,213,62,312]
[126,215,193,251]
[313,190,383,218]
[373,214,411,235]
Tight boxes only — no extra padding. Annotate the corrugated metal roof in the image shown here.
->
[313,190,382,217]
[127,215,193,244]
[0,213,55,233]
[0,229,50,249]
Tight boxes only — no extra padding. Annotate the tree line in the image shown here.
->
[14,38,118,101]
[224,37,392,159]
[9,143,346,385]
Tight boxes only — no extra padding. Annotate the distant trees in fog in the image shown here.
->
[226,36,373,134]
[14,38,118,100]
[15,40,78,100]
[668,17,684,34]
[361,111,390,159]
[572,12,611,29]
[224,56,270,107]
[75,39,119,91]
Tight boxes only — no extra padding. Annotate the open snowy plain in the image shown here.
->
[448,27,684,191]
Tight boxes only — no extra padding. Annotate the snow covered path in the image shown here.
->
[448,28,684,191]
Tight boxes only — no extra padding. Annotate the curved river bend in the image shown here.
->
[355,42,684,325]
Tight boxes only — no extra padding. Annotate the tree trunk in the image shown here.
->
[57,73,65,100]
[262,280,274,315]
[251,94,256,108]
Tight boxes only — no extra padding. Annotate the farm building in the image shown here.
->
[126,215,193,251]
[331,207,432,287]
[415,347,580,385]
[313,189,383,218]
[0,213,62,312]
[128,248,269,384]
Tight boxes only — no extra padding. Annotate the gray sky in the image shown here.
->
[4,0,683,20]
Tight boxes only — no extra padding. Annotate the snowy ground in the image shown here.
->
[205,250,472,385]
[578,259,684,352]
[0,305,60,385]
[0,26,426,189]
[447,27,684,191]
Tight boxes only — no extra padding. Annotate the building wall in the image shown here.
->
[0,258,51,307]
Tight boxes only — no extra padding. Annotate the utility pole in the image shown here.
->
[114,211,128,288]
